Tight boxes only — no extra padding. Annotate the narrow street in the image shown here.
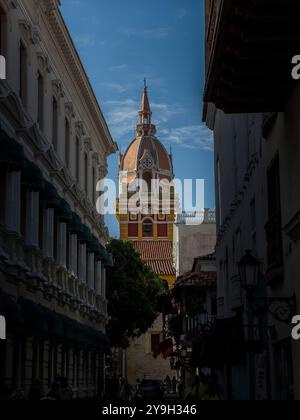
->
[0,0,300,404]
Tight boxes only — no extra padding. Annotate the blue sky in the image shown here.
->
[61,0,215,238]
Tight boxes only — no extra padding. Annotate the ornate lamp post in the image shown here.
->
[238,251,296,324]
[238,250,261,294]
[238,250,297,400]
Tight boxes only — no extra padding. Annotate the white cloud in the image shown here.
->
[161,125,214,152]
[103,98,212,153]
[103,98,181,141]
[104,99,138,139]
[119,26,171,40]
[177,8,189,19]
[101,82,128,94]
[109,64,129,72]
[73,33,95,48]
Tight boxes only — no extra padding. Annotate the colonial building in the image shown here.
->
[117,84,176,384]
[0,0,117,400]
[169,254,217,398]
[173,210,216,277]
[204,0,300,400]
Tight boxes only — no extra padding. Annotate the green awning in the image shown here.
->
[44,308,64,338]
[0,292,24,324]
[19,298,49,333]
[22,161,46,191]
[56,199,73,222]
[70,213,84,234]
[88,236,107,259]
[78,225,92,243]
[0,130,26,168]
[61,316,110,351]
[40,182,61,207]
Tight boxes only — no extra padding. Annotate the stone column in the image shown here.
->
[5,170,21,233]
[25,191,40,247]
[69,233,78,276]
[79,243,87,284]
[43,208,54,258]
[95,260,102,296]
[88,252,95,290]
[101,265,107,298]
[57,222,67,267]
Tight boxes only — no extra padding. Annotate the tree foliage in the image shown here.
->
[106,239,164,348]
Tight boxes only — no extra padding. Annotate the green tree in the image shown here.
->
[106,239,164,348]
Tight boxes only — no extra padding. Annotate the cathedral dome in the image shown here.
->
[120,83,173,179]
[121,137,173,174]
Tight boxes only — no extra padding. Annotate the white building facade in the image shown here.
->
[0,0,117,400]
[173,210,216,277]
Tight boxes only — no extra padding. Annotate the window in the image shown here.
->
[76,137,80,182]
[151,334,160,353]
[19,42,27,105]
[37,72,44,131]
[267,156,281,218]
[52,97,58,151]
[158,223,168,238]
[266,155,283,275]
[65,118,70,168]
[128,223,138,238]
[143,219,153,237]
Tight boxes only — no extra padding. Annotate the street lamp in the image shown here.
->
[238,250,261,293]
[238,250,296,324]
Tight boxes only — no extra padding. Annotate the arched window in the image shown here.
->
[142,219,153,238]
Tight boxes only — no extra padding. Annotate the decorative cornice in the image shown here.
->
[0,0,17,13]
[65,102,75,119]
[41,0,117,155]
[92,152,100,166]
[37,52,52,74]
[0,81,31,129]
[52,79,65,98]
[216,152,260,247]
[19,20,41,45]
[84,137,93,153]
[75,121,85,139]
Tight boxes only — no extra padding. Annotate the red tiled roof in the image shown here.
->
[175,271,217,288]
[133,241,176,277]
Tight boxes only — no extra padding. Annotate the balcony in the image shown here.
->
[204,0,300,114]
[184,314,216,337]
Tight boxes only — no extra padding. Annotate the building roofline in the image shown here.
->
[42,0,118,155]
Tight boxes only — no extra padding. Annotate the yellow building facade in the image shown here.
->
[117,83,176,287]
[116,84,176,384]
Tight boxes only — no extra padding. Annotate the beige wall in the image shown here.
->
[126,315,173,386]
[174,221,216,276]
